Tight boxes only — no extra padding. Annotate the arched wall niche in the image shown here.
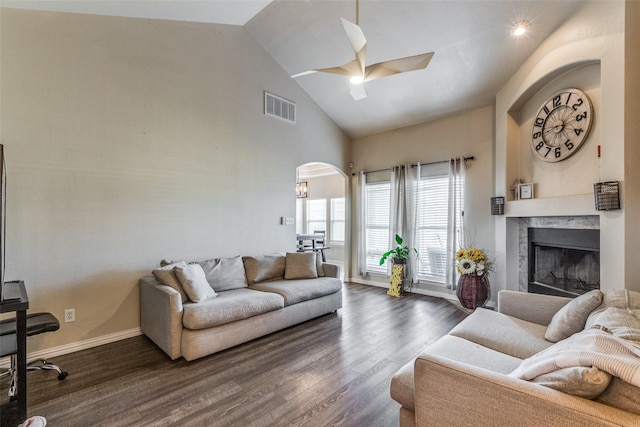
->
[505,60,602,201]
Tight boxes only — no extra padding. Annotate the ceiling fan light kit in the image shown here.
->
[292,0,434,101]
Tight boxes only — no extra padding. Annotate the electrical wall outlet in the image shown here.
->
[64,308,75,323]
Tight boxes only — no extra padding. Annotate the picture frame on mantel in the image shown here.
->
[518,183,534,200]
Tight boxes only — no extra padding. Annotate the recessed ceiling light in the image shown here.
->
[512,20,531,36]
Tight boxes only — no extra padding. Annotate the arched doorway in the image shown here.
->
[296,163,347,279]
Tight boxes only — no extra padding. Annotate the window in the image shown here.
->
[414,174,449,283]
[330,198,345,244]
[305,199,326,234]
[364,181,391,275]
[358,162,465,285]
[413,164,464,285]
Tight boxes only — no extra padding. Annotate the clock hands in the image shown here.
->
[542,106,579,147]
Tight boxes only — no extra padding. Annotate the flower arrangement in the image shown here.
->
[455,247,492,277]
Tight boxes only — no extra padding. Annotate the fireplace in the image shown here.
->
[528,228,599,298]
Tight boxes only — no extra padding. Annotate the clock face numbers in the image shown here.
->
[531,89,593,162]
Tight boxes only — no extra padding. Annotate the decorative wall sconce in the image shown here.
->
[296,181,308,198]
[594,181,620,210]
[491,197,505,215]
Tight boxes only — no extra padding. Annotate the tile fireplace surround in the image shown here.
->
[518,216,599,295]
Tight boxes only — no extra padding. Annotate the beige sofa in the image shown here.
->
[391,290,640,426]
[140,253,342,361]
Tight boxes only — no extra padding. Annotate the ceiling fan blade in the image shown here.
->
[350,81,368,101]
[340,18,367,77]
[364,52,434,81]
[291,70,318,78]
[291,59,362,79]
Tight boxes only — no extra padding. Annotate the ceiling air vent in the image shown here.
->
[264,92,296,124]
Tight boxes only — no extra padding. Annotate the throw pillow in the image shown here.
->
[529,366,612,399]
[152,260,189,303]
[198,256,248,292]
[586,290,640,329]
[591,307,640,342]
[316,251,325,277]
[510,328,640,397]
[174,264,217,303]
[545,289,603,342]
[284,252,318,280]
[243,255,286,285]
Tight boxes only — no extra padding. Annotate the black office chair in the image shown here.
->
[0,312,68,399]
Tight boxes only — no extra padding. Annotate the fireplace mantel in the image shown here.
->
[505,193,595,218]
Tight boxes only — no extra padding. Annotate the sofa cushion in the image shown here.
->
[425,335,523,374]
[182,288,284,330]
[545,289,603,342]
[284,252,318,280]
[250,277,341,306]
[595,377,640,415]
[174,264,217,303]
[152,261,189,303]
[390,335,522,412]
[590,307,640,342]
[529,366,612,398]
[198,256,248,292]
[243,255,285,285]
[449,308,553,359]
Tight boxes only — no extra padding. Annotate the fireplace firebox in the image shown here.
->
[528,228,599,298]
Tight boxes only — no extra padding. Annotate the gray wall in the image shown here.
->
[0,8,349,352]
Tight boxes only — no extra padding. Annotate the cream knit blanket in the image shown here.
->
[511,328,640,387]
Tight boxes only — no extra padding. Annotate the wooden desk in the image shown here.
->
[0,281,29,424]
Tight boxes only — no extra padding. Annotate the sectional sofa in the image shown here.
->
[391,289,640,426]
[140,252,342,361]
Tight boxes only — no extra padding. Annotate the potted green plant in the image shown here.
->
[379,234,418,266]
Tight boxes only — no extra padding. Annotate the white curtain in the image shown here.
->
[445,158,466,289]
[389,166,403,246]
[404,163,420,284]
[387,166,406,275]
[357,171,368,276]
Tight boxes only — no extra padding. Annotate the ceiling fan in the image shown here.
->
[291,0,434,101]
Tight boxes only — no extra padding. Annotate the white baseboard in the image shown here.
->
[346,278,496,308]
[0,327,142,368]
[347,278,458,301]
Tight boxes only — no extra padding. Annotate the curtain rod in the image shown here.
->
[355,156,475,176]
[410,155,475,168]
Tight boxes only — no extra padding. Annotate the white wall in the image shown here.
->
[0,8,349,352]
[349,105,495,300]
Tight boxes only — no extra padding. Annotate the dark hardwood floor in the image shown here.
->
[2,283,468,426]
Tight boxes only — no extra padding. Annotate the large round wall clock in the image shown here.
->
[530,88,593,162]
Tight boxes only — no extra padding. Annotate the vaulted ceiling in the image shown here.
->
[2,0,584,139]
